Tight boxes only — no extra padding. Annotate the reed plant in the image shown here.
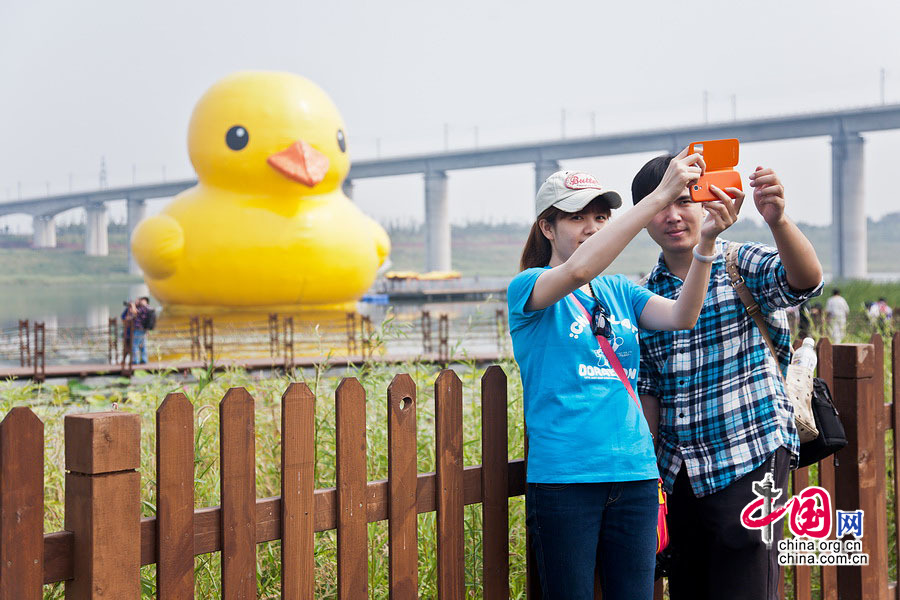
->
[1,353,528,599]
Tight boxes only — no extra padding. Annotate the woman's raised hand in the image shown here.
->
[654,146,706,203]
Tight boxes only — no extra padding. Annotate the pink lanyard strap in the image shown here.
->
[568,293,642,411]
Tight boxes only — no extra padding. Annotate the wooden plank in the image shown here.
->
[65,472,141,599]
[869,334,889,599]
[817,338,837,600]
[64,411,141,475]
[893,332,900,600]
[336,377,368,600]
[0,408,44,600]
[43,460,530,585]
[388,374,418,599]
[220,387,257,599]
[524,429,542,600]
[481,366,509,599]
[832,344,887,600]
[281,382,316,600]
[792,467,811,600]
[64,412,141,599]
[435,369,464,599]
[156,393,195,599]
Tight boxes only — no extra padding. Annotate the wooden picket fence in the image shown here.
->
[0,336,898,599]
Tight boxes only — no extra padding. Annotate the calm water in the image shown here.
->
[0,282,509,367]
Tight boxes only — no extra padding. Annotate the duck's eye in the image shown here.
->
[225,126,249,151]
[337,129,346,153]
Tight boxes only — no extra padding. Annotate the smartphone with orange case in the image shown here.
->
[688,139,742,202]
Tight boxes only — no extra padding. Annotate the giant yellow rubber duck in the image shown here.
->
[131,71,390,312]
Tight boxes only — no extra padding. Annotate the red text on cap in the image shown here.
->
[564,173,603,190]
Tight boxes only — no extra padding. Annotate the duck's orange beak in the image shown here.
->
[267,140,329,187]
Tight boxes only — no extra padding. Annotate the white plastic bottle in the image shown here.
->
[788,337,818,442]
[792,337,817,371]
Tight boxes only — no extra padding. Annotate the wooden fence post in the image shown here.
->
[18,319,30,368]
[346,313,358,356]
[281,383,316,599]
[435,370,464,598]
[388,374,418,599]
[107,318,118,364]
[283,316,294,370]
[157,394,195,599]
[438,315,449,365]
[831,343,888,600]
[481,366,509,599]
[893,332,900,597]
[0,408,44,600]
[422,311,432,355]
[336,378,368,600]
[64,411,141,599]
[220,388,257,599]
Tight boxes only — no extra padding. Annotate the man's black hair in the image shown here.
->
[631,154,675,205]
[139,296,150,303]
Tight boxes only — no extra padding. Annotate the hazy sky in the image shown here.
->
[2,0,899,231]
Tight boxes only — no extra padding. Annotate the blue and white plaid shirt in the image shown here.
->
[638,239,823,497]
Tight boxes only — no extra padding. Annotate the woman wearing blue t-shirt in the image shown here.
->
[509,147,742,599]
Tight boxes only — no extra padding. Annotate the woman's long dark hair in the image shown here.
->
[519,206,562,270]
[519,196,612,271]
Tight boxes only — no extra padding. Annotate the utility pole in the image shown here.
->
[99,156,108,189]
[703,91,709,124]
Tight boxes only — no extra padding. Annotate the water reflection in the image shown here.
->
[1,282,508,367]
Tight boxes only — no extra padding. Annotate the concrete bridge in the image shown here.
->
[3,103,899,278]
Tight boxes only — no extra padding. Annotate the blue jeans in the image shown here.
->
[132,330,147,364]
[526,479,658,600]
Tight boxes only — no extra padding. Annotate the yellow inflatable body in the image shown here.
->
[131,71,390,312]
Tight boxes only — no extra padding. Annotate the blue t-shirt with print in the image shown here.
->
[508,268,659,484]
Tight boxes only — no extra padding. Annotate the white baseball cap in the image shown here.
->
[535,170,622,216]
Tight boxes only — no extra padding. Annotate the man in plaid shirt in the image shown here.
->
[631,155,823,600]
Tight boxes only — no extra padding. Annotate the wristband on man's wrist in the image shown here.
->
[692,244,720,263]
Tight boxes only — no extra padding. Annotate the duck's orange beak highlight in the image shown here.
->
[267,140,329,187]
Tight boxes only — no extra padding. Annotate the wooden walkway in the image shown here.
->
[0,352,504,381]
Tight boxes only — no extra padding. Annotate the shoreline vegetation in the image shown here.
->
[2,214,900,284]
[2,314,896,598]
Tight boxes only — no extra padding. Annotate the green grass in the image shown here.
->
[1,350,528,599]
[0,223,138,284]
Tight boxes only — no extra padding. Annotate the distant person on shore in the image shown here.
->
[508,149,739,599]
[121,299,150,364]
[121,301,137,364]
[825,289,850,342]
[631,158,823,600]
[870,297,894,335]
